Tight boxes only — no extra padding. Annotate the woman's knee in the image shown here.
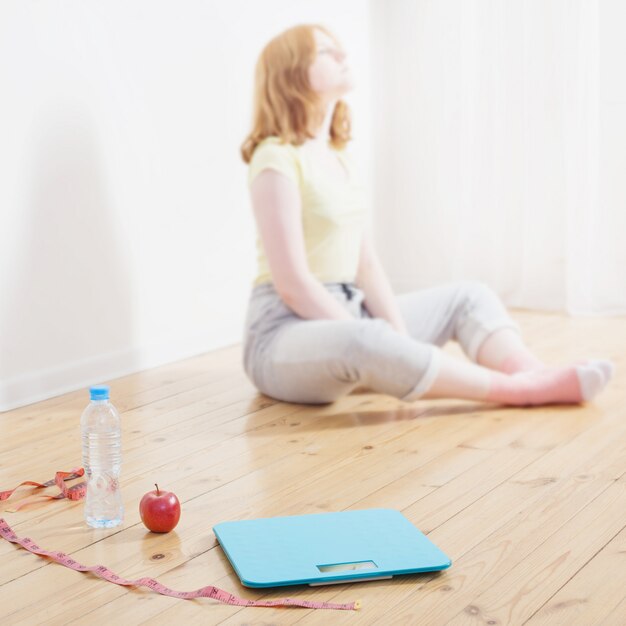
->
[457,279,495,298]
[454,279,502,313]
[451,280,517,356]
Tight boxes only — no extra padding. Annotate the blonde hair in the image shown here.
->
[241,24,352,163]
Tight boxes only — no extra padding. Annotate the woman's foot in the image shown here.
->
[585,359,614,384]
[486,362,611,406]
[501,351,614,384]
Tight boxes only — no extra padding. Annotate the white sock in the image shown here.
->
[587,359,614,386]
[576,363,610,402]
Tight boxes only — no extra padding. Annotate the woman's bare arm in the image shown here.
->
[250,169,354,320]
[355,224,410,335]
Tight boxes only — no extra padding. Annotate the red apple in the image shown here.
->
[139,484,181,533]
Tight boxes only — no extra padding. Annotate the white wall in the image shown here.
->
[370,0,626,315]
[0,0,372,411]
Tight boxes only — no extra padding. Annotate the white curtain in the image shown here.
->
[371,0,626,315]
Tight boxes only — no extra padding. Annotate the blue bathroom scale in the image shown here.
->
[212,508,451,588]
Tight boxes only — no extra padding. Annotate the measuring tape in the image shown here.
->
[0,471,360,611]
[0,519,359,611]
[0,468,86,512]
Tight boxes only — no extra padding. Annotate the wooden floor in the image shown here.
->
[1,310,625,625]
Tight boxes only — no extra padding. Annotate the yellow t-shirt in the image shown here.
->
[247,136,370,287]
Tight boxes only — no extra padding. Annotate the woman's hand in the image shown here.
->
[355,225,411,337]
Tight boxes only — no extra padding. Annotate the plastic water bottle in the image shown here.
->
[81,385,124,528]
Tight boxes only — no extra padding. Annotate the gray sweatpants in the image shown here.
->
[242,280,522,404]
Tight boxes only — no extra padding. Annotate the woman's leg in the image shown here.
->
[393,280,612,403]
[394,280,608,373]
[252,317,441,404]
[394,280,531,367]
[251,314,608,406]
[477,327,614,384]
[475,327,545,373]
[422,349,607,405]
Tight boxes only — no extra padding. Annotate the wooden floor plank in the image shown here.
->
[222,406,626,625]
[444,474,626,625]
[1,349,244,453]
[1,310,625,625]
[525,523,626,625]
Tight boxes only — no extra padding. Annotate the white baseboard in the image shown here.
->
[0,332,239,413]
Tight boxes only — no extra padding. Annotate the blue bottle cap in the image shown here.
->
[89,385,110,401]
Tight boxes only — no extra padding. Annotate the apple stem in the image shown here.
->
[155,483,159,496]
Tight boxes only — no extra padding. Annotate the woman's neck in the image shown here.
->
[308,98,338,146]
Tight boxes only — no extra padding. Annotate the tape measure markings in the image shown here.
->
[0,468,86,513]
[0,519,359,611]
